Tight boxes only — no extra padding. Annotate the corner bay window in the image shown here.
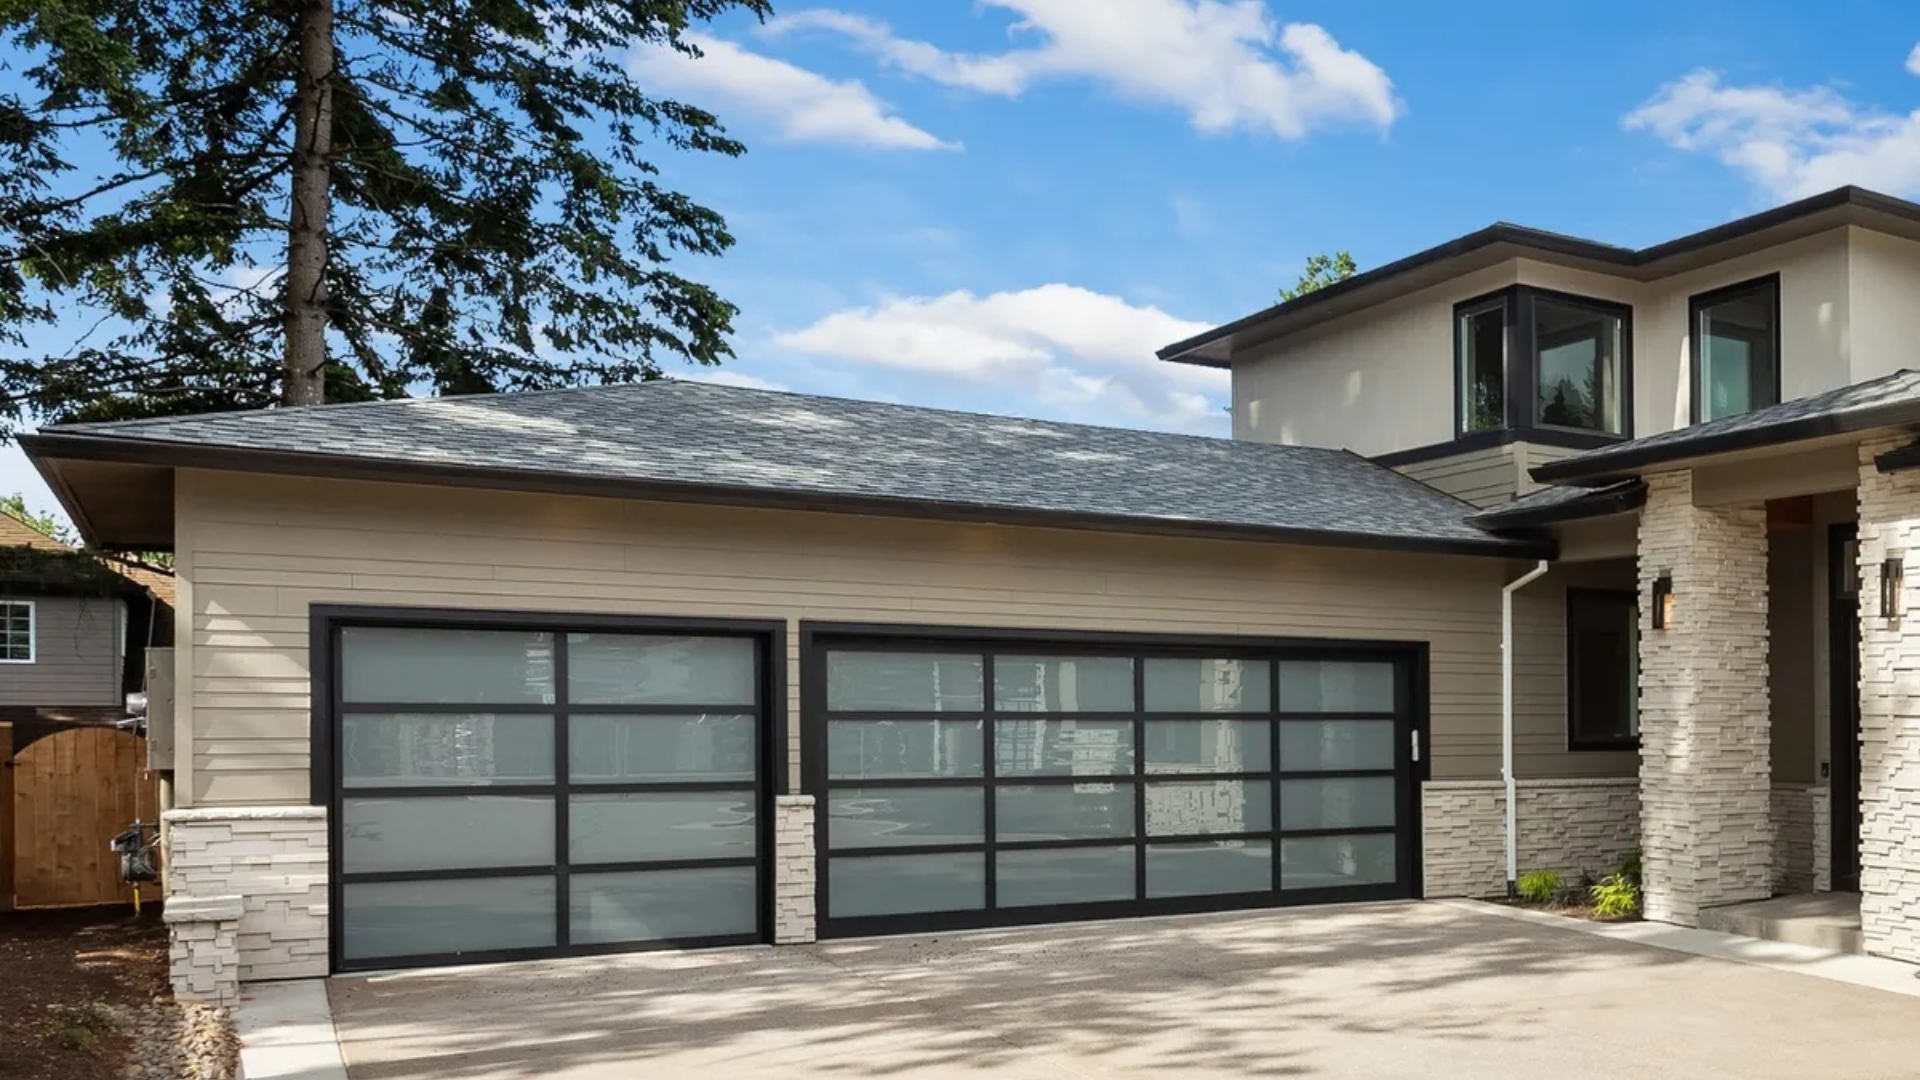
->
[1567,590,1638,749]
[1692,275,1779,423]
[1454,287,1631,439]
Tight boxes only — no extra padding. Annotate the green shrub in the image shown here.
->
[1516,869,1564,904]
[1589,851,1643,920]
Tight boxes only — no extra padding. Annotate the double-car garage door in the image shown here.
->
[321,614,1417,971]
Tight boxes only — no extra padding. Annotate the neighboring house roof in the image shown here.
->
[1531,370,1920,486]
[1466,480,1647,531]
[1161,186,1920,368]
[0,514,72,551]
[0,511,175,604]
[22,380,1552,558]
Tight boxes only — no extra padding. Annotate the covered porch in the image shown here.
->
[1489,371,1920,962]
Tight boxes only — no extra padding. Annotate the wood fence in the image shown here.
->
[1,723,160,908]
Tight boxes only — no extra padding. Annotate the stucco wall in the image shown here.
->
[173,469,1636,807]
[1232,228,1857,458]
[0,594,125,707]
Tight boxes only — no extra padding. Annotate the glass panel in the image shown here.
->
[1277,719,1395,772]
[1279,777,1397,831]
[1278,661,1394,712]
[567,634,756,705]
[1144,720,1271,774]
[1281,833,1398,890]
[993,656,1133,712]
[1457,301,1506,433]
[995,784,1134,842]
[1568,591,1639,745]
[342,877,555,960]
[342,713,553,787]
[568,714,756,783]
[829,853,984,917]
[569,792,755,863]
[994,720,1132,776]
[1143,659,1271,713]
[827,651,984,712]
[828,788,984,849]
[340,796,553,873]
[570,866,756,944]
[1698,281,1777,422]
[828,719,984,780]
[1145,840,1272,898]
[997,846,1136,907]
[1533,298,1624,434]
[1144,780,1271,837]
[341,627,555,704]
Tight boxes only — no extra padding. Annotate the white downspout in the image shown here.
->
[1502,560,1550,896]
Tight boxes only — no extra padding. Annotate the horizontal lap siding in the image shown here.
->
[1393,446,1516,509]
[0,595,123,707]
[175,470,1614,807]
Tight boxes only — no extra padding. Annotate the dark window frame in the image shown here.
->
[1565,588,1640,752]
[1452,286,1636,442]
[1689,273,1782,425]
[801,621,1428,940]
[309,604,787,974]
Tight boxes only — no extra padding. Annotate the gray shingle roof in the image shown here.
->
[1466,479,1646,529]
[35,380,1544,556]
[1534,369,1920,485]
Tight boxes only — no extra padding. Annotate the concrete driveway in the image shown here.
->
[327,902,1920,1079]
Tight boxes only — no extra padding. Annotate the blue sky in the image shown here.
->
[9,0,1920,525]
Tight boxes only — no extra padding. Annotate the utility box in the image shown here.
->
[144,647,175,771]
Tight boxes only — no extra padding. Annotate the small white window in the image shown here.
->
[0,601,35,663]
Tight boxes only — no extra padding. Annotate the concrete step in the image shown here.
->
[1699,896,1865,955]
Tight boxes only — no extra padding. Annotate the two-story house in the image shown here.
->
[23,186,1920,996]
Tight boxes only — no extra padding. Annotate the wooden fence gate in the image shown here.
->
[1,723,160,908]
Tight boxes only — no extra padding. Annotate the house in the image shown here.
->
[0,511,173,731]
[21,184,1920,996]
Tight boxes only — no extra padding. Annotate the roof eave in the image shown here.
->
[1467,481,1648,532]
[22,431,1555,561]
[1529,401,1920,485]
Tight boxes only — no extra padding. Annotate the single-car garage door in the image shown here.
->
[319,611,778,972]
[805,630,1419,938]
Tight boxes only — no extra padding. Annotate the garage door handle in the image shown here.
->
[1410,730,1420,763]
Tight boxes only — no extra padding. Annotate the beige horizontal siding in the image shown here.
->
[0,595,123,707]
[1520,442,1584,496]
[175,469,1629,806]
[1393,445,1516,508]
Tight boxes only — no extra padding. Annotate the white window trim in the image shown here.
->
[0,600,36,664]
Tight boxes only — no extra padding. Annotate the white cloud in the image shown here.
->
[774,285,1228,433]
[628,33,956,151]
[677,369,790,392]
[1624,67,1920,201]
[1907,42,1920,77]
[768,1,1399,140]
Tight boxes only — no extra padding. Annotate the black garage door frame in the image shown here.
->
[800,622,1430,940]
[309,604,787,973]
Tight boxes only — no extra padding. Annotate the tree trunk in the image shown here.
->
[283,0,335,407]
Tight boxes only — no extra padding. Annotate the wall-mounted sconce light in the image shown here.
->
[1882,556,1905,619]
[1652,575,1674,630]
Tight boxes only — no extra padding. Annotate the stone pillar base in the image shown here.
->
[774,795,817,944]
[165,895,245,1004]
[1420,779,1639,897]
[164,806,329,981]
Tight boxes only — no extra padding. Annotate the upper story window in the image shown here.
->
[1691,275,1779,423]
[1454,287,1632,440]
[0,601,34,663]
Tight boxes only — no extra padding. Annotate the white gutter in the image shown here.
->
[1502,559,1551,896]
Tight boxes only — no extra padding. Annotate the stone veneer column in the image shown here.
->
[1853,436,1920,961]
[164,806,329,981]
[1637,470,1772,925]
[163,895,245,1004]
[773,795,817,944]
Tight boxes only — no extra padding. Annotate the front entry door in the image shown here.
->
[1828,524,1862,892]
